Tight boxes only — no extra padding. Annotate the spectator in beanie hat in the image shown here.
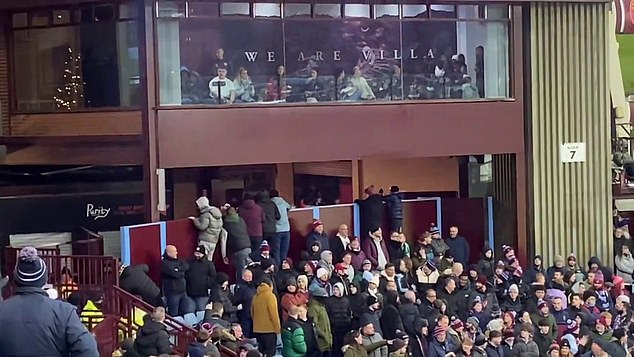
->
[428,325,458,357]
[306,219,330,251]
[559,338,573,357]
[534,318,554,355]
[0,247,98,356]
[560,319,580,354]
[331,263,351,295]
[501,244,523,278]
[318,250,335,276]
[310,268,333,296]
[250,240,271,263]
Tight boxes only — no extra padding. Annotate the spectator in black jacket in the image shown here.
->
[221,207,253,279]
[211,272,238,323]
[134,307,173,357]
[256,191,281,265]
[355,186,384,241]
[161,245,189,316]
[234,268,257,338]
[119,263,162,307]
[326,282,352,357]
[385,185,404,233]
[380,290,405,340]
[400,290,422,336]
[186,245,217,312]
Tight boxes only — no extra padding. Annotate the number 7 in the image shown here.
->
[570,150,576,159]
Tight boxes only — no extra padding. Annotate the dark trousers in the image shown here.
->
[331,326,349,357]
[391,218,403,233]
[250,236,263,254]
[255,332,277,357]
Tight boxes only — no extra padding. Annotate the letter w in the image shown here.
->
[244,52,258,62]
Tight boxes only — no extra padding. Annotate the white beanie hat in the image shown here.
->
[316,268,329,279]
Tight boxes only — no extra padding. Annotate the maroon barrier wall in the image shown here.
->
[441,198,487,265]
[129,225,162,283]
[125,198,487,282]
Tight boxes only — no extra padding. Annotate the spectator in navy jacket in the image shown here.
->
[355,185,384,240]
[306,220,330,252]
[385,185,404,233]
[445,226,470,266]
[0,247,98,357]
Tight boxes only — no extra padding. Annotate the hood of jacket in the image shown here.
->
[203,206,222,219]
[256,191,271,202]
[224,212,240,223]
[256,282,273,295]
[139,320,166,336]
[241,199,257,209]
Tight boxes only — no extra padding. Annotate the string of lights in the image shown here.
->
[53,47,85,110]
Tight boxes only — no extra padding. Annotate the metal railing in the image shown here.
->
[3,251,119,298]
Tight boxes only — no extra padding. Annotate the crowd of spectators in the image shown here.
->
[115,188,634,357]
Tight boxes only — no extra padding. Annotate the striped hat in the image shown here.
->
[14,247,47,288]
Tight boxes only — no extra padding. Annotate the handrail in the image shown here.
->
[110,286,237,357]
[110,286,197,354]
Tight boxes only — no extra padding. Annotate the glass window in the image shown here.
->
[456,5,481,19]
[284,3,311,18]
[156,3,511,106]
[12,13,28,28]
[94,5,115,22]
[220,3,250,17]
[401,20,508,100]
[188,2,219,18]
[430,5,456,18]
[402,4,427,18]
[31,11,50,27]
[344,4,370,18]
[254,3,281,18]
[12,21,140,112]
[313,4,340,18]
[119,3,139,19]
[486,5,510,20]
[157,0,185,18]
[374,5,399,19]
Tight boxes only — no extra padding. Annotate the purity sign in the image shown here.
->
[87,204,111,221]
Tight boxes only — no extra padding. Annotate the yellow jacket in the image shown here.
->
[80,300,104,330]
[251,283,281,334]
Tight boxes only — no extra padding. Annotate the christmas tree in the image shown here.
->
[53,47,85,110]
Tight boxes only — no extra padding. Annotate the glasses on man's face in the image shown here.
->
[428,295,437,299]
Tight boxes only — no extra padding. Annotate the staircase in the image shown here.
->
[2,248,236,357]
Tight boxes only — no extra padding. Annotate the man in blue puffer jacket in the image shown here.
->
[0,247,98,357]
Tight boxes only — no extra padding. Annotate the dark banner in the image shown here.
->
[0,192,145,234]
[616,0,634,34]
[180,19,284,80]
[284,19,401,78]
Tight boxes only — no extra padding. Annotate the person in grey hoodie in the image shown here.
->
[190,196,226,261]
[270,189,292,265]
[256,191,281,265]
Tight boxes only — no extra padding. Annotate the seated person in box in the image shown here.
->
[209,66,235,104]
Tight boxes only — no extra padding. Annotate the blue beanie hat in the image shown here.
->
[14,247,48,288]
